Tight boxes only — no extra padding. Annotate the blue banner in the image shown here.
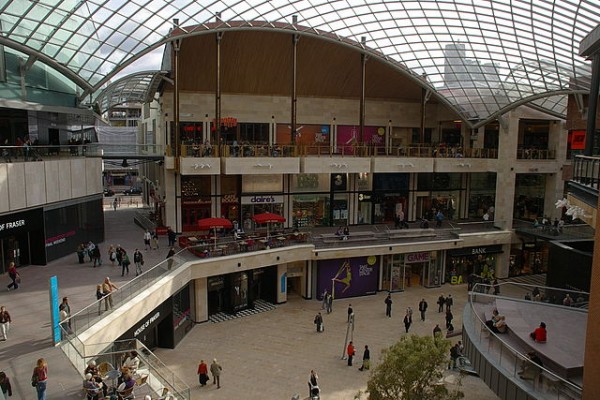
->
[49,276,60,344]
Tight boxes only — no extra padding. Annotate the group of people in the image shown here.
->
[334,225,350,240]
[485,308,507,334]
[345,341,371,372]
[197,358,223,389]
[96,277,119,314]
[77,241,102,267]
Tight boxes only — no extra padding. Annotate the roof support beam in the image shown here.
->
[0,37,93,92]
[574,93,587,118]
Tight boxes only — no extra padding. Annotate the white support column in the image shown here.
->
[194,277,208,323]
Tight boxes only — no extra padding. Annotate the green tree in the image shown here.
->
[364,335,464,400]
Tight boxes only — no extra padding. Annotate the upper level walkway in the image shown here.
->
[464,282,586,399]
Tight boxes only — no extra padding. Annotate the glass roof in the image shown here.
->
[95,71,166,114]
[0,0,598,124]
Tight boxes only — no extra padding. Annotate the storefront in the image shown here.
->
[181,176,212,231]
[372,173,409,224]
[0,208,44,273]
[44,197,104,263]
[118,283,194,350]
[291,173,331,228]
[240,175,283,231]
[317,256,379,299]
[446,245,503,284]
[286,261,306,296]
[381,251,441,291]
[207,266,278,315]
[510,237,549,276]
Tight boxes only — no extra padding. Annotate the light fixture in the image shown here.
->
[121,159,129,168]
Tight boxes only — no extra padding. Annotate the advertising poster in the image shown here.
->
[275,124,330,145]
[336,125,385,154]
[318,256,379,299]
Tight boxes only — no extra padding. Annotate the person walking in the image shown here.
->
[108,245,116,267]
[0,306,11,341]
[166,247,176,270]
[32,358,48,400]
[102,277,119,311]
[121,251,131,276]
[403,310,412,333]
[6,262,19,291]
[433,324,442,338]
[321,289,328,310]
[112,198,118,211]
[59,297,71,332]
[0,371,12,397]
[347,304,353,322]
[314,312,324,332]
[308,370,319,398]
[445,294,453,312]
[384,294,392,318]
[167,227,177,247]
[210,358,222,388]
[326,293,333,314]
[346,341,355,366]
[358,345,370,371]
[96,284,106,315]
[418,298,428,321]
[197,360,209,386]
[143,230,152,251]
[151,230,160,250]
[437,294,445,313]
[446,309,454,329]
[133,249,144,276]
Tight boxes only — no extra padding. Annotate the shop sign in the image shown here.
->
[0,219,25,231]
[450,275,464,285]
[448,245,503,257]
[523,243,536,249]
[405,252,430,263]
[358,193,371,201]
[0,208,43,237]
[134,311,160,337]
[241,195,284,205]
[45,230,77,248]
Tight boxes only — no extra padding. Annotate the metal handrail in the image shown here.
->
[468,284,583,396]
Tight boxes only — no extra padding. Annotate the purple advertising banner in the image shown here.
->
[318,256,379,299]
[336,125,386,154]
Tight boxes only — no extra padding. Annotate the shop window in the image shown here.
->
[514,174,547,221]
[239,123,269,144]
[293,194,330,227]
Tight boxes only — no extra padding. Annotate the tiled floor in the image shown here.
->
[0,207,500,400]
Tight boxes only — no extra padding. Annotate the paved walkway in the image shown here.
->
[0,207,500,400]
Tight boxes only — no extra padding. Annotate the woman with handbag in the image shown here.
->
[6,262,19,290]
[32,358,48,400]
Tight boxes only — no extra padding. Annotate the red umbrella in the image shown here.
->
[252,212,286,238]
[198,218,233,249]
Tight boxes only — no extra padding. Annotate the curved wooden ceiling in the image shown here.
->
[176,30,428,103]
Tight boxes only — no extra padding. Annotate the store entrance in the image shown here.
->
[1,235,29,273]
[405,263,424,287]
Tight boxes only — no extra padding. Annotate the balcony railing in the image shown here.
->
[176,144,500,159]
[60,334,190,399]
[516,148,557,160]
[465,282,585,399]
[572,155,600,191]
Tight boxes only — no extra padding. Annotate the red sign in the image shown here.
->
[570,130,585,150]
[212,117,238,128]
